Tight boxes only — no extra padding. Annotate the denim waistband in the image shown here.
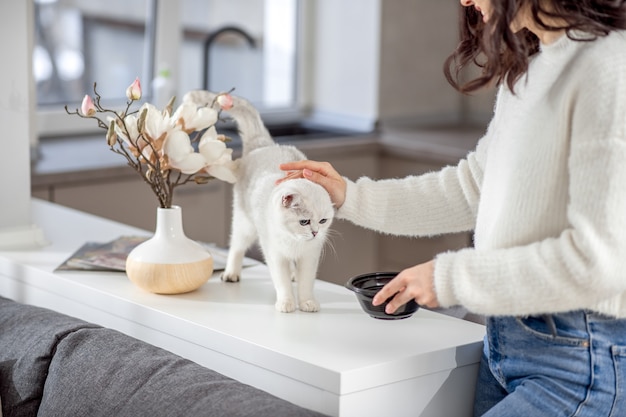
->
[497,310,626,347]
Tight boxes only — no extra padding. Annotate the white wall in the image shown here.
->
[0,1,35,227]
[306,0,382,132]
[0,0,45,248]
[304,0,495,131]
[377,0,495,127]
[378,0,460,125]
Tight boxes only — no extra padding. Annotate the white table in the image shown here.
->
[0,200,486,417]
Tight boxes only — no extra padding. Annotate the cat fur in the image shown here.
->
[183,91,335,313]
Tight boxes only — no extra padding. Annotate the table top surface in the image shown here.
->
[0,199,486,395]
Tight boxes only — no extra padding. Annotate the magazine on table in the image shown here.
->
[55,236,257,272]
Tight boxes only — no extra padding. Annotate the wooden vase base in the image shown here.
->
[126,257,213,294]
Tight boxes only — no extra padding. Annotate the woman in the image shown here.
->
[278,1,626,415]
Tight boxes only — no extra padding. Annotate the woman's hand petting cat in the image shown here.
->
[372,260,440,313]
[277,160,347,208]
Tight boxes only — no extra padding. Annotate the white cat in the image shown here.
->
[183,91,335,313]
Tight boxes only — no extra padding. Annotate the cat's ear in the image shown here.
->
[282,193,301,208]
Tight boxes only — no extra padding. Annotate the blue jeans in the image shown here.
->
[474,312,626,416]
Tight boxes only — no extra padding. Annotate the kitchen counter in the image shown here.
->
[0,199,486,417]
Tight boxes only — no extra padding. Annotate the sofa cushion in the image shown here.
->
[38,327,326,417]
[0,296,98,417]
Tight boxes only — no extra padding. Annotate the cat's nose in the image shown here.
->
[312,231,318,237]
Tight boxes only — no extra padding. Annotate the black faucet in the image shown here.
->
[202,26,257,90]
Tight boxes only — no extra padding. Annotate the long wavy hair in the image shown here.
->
[444,0,626,94]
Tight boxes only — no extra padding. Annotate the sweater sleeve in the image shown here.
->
[435,38,626,316]
[336,132,489,237]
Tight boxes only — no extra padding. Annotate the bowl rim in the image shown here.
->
[345,271,400,296]
[346,271,420,319]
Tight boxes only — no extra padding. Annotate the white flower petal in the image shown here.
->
[199,126,218,142]
[143,103,171,140]
[171,153,206,175]
[172,103,195,126]
[112,114,139,145]
[172,103,218,131]
[192,107,218,130]
[163,129,194,160]
[207,162,237,183]
[199,138,229,163]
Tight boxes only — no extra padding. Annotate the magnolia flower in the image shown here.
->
[66,79,237,209]
[216,93,234,110]
[163,128,208,175]
[112,114,141,153]
[141,103,172,143]
[81,95,96,116]
[111,104,170,161]
[198,127,237,183]
[206,161,237,184]
[126,77,142,101]
[161,126,236,183]
[172,102,218,133]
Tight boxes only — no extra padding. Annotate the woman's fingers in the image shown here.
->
[276,170,304,184]
[372,276,409,314]
[372,261,439,314]
[277,160,347,208]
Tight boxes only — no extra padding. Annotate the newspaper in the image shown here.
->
[55,236,250,272]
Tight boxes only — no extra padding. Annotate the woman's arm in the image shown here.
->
[278,134,489,238]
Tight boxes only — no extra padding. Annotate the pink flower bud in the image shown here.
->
[81,95,96,116]
[216,93,233,110]
[126,77,142,101]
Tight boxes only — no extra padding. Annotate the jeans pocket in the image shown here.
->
[609,345,626,417]
[515,316,589,347]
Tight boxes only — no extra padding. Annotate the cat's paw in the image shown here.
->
[299,299,320,313]
[221,272,240,282]
[275,299,297,313]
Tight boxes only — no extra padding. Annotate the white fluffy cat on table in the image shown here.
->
[184,91,335,313]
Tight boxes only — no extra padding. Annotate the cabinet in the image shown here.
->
[41,175,232,247]
[310,151,379,286]
[377,154,472,271]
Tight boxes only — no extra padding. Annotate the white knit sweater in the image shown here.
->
[338,31,626,317]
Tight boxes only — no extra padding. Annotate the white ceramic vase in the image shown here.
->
[125,205,213,294]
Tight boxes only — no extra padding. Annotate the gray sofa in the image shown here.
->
[0,296,327,417]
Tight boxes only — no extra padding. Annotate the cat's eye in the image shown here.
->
[319,219,328,224]
[299,220,310,226]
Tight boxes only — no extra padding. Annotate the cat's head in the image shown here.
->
[273,179,334,241]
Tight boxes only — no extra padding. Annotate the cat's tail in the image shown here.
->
[183,90,274,156]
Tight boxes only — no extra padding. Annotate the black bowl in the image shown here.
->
[346,272,419,320]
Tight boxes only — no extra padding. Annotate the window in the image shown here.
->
[179,0,297,109]
[34,0,299,137]
[34,0,154,106]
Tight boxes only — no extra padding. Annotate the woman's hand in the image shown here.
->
[372,260,439,313]
[277,160,347,208]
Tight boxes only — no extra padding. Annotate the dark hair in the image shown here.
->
[444,0,626,94]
